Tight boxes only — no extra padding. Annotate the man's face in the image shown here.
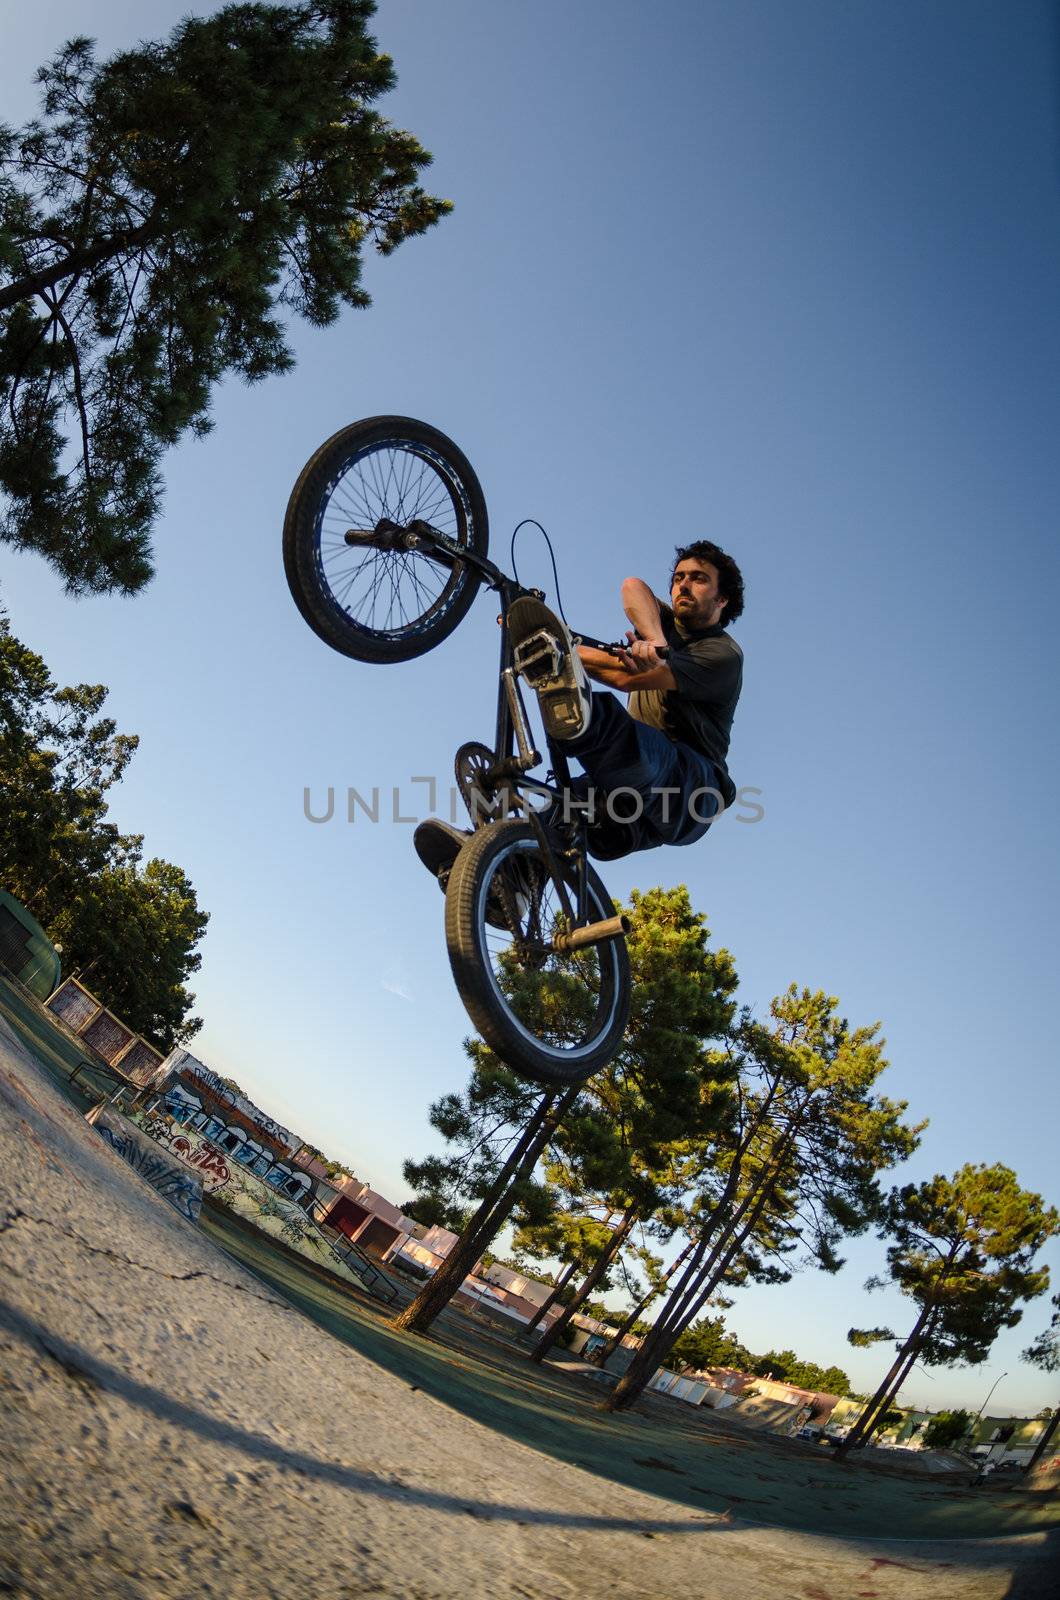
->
[671,560,727,628]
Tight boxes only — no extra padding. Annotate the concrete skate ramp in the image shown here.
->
[123,1105,374,1291]
[728,1394,804,1431]
[0,1004,1056,1600]
[87,1105,204,1221]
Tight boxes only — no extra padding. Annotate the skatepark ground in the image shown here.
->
[1,974,1056,1599]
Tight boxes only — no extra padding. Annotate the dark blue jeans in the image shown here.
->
[553,691,722,861]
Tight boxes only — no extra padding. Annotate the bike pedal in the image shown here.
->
[513,629,563,686]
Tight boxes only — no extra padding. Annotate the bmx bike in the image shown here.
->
[283,415,635,1086]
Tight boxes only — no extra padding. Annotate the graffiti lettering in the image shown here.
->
[165,1131,230,1190]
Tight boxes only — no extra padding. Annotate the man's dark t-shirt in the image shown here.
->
[628,602,743,806]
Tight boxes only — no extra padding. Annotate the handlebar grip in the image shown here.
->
[572,631,669,660]
[610,640,670,660]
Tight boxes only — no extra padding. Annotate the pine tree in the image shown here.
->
[606,988,922,1413]
[0,1,450,593]
[1021,1293,1059,1470]
[393,886,739,1338]
[0,608,206,1044]
[838,1166,1058,1455]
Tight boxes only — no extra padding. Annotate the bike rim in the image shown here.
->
[312,437,476,642]
[476,838,623,1064]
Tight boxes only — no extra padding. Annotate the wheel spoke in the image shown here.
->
[314,440,474,639]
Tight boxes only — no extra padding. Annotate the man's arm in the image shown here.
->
[578,641,677,695]
[621,577,669,646]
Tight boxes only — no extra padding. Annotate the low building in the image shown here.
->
[969,1414,1054,1468]
[321,1184,419,1261]
[0,891,61,1000]
[480,1262,563,1322]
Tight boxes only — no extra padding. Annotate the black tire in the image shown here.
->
[445,819,631,1086]
[283,416,488,663]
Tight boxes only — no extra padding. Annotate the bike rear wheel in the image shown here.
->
[445,819,630,1086]
[283,416,488,663]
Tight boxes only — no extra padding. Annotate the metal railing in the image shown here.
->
[309,1201,399,1304]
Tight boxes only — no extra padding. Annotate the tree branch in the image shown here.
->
[0,220,154,311]
[46,293,92,483]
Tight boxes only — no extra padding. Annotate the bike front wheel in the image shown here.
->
[283,416,488,663]
[445,819,631,1086]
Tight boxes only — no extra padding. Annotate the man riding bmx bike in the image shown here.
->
[415,538,744,878]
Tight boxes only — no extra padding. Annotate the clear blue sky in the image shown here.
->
[3,1,1058,1415]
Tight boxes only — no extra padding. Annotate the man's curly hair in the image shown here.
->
[672,540,745,625]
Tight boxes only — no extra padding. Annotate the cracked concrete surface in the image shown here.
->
[0,1010,1054,1599]
[2,1204,295,1306]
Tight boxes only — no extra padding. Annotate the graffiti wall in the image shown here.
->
[130,1109,371,1289]
[158,1051,301,1154]
[88,1107,204,1222]
[155,1082,323,1211]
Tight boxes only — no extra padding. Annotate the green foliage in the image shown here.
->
[480,1251,528,1275]
[0,607,206,1046]
[0,610,138,896]
[847,1325,894,1348]
[878,1165,1059,1367]
[515,1209,624,1286]
[606,984,923,1415]
[922,1409,974,1451]
[745,986,925,1271]
[670,1315,750,1374]
[751,1349,852,1395]
[404,885,742,1354]
[668,1323,850,1394]
[49,857,208,1049]
[402,1050,547,1226]
[681,989,922,1303]
[401,1191,470,1234]
[405,885,740,1272]
[1022,1291,1060,1372]
[841,1167,1059,1455]
[0,1,450,593]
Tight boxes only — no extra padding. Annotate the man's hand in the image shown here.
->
[578,639,677,695]
[617,632,665,673]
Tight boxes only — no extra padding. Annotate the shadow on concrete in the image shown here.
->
[0,1293,732,1537]
[195,1204,1060,1545]
[1001,1523,1060,1595]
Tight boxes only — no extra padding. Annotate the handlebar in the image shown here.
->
[366,520,674,661]
[573,631,670,661]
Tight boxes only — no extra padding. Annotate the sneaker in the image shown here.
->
[413,818,468,891]
[413,817,532,930]
[507,596,591,740]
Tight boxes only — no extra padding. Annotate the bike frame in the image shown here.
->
[400,518,619,929]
